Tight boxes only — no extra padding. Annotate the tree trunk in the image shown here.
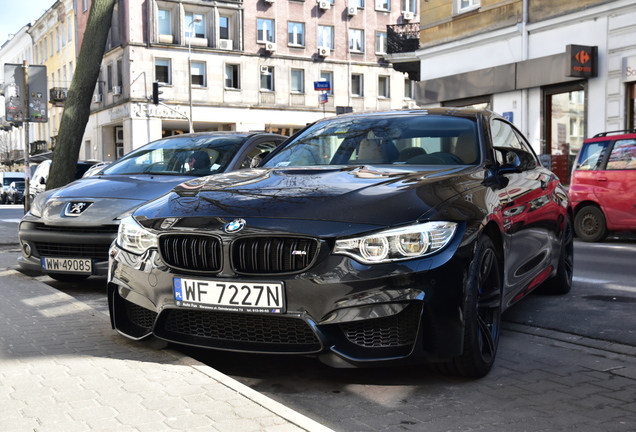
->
[46,0,116,190]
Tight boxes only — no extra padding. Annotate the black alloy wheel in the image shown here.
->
[574,205,608,242]
[433,235,502,378]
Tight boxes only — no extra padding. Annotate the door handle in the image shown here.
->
[595,177,608,182]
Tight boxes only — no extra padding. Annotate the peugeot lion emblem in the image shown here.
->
[64,202,92,217]
[224,218,246,233]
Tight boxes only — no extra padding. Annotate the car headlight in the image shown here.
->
[333,222,457,264]
[117,215,157,255]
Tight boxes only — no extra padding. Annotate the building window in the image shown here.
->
[117,59,122,87]
[320,71,333,95]
[404,77,414,99]
[219,16,230,40]
[628,83,636,130]
[185,12,206,39]
[378,76,390,98]
[349,29,364,53]
[258,18,275,43]
[260,66,274,91]
[107,63,113,91]
[318,25,334,49]
[288,22,305,47]
[375,31,387,55]
[457,0,480,13]
[376,0,390,11]
[291,69,304,93]
[83,0,88,12]
[351,0,365,7]
[158,8,173,41]
[155,58,171,84]
[225,64,240,89]
[402,0,416,12]
[351,74,363,97]
[191,61,205,86]
[68,19,72,42]
[50,35,54,56]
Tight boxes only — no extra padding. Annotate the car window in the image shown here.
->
[491,119,538,171]
[606,139,636,170]
[263,115,480,167]
[574,141,609,171]
[240,141,282,169]
[102,136,248,176]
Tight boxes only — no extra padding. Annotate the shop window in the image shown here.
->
[628,83,636,130]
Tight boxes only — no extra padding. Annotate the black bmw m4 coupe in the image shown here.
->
[108,108,573,377]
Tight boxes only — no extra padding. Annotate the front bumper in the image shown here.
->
[18,219,118,276]
[107,229,474,367]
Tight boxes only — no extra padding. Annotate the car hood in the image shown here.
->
[137,166,485,227]
[35,174,194,225]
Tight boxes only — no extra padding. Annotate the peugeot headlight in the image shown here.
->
[117,215,157,255]
[333,222,457,264]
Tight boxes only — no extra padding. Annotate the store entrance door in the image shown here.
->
[543,81,587,183]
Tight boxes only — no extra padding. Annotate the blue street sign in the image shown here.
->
[503,111,514,123]
[319,93,328,104]
[314,81,331,91]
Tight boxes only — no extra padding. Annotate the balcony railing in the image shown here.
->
[49,87,68,106]
[387,23,420,55]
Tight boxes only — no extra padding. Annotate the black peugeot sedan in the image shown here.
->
[18,132,286,282]
[108,108,573,377]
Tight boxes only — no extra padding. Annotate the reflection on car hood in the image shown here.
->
[38,174,194,225]
[137,166,483,226]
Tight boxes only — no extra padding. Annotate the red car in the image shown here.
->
[569,130,636,241]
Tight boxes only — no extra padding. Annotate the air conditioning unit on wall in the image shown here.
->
[260,65,270,74]
[219,39,233,50]
[112,86,122,96]
[318,0,331,10]
[347,6,357,16]
[92,94,102,103]
[402,11,415,20]
[318,47,330,57]
[265,42,277,52]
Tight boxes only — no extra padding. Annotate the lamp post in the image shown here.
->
[187,14,202,134]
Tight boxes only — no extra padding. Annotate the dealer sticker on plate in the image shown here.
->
[173,277,285,313]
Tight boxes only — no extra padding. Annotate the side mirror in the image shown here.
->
[495,148,522,174]
[39,177,46,185]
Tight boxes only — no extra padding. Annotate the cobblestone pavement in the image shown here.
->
[0,268,333,432]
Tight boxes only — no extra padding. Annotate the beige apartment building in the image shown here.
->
[82,0,417,162]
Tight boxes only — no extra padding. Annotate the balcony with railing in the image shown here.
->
[386,23,421,81]
[49,87,68,107]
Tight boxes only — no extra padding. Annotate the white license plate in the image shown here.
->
[173,277,285,313]
[41,257,92,274]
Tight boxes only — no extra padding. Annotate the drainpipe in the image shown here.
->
[521,0,530,139]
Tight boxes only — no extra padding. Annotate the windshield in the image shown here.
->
[264,115,480,168]
[3,177,22,186]
[101,135,248,176]
[575,141,609,171]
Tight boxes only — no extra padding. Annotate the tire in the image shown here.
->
[48,273,90,283]
[433,235,502,378]
[574,205,607,242]
[540,216,574,295]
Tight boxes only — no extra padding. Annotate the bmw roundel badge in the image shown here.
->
[224,218,246,233]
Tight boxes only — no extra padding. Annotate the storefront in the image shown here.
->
[625,55,636,130]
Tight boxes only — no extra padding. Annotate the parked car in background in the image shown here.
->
[18,132,286,282]
[569,129,636,242]
[29,159,104,201]
[0,171,25,204]
[108,108,573,378]
[6,180,25,204]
